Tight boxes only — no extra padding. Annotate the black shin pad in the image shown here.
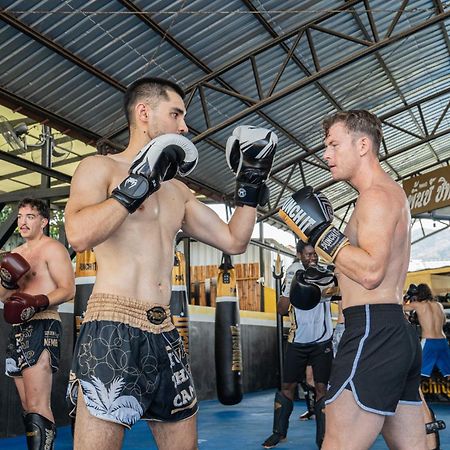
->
[425,406,446,450]
[300,381,316,415]
[314,397,326,449]
[262,393,294,448]
[24,413,56,450]
[273,391,294,436]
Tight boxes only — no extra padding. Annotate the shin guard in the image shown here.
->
[301,381,316,416]
[426,407,446,450]
[273,391,293,437]
[262,392,294,448]
[24,413,56,450]
[314,397,326,449]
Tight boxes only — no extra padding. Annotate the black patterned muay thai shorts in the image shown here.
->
[6,310,62,377]
[67,293,198,428]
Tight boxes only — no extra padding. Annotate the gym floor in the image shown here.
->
[1,390,448,449]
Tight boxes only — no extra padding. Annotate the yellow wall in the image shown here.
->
[404,266,450,296]
[264,267,450,314]
[405,272,433,288]
[431,274,450,295]
[264,286,277,313]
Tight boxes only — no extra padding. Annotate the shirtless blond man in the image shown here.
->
[0,198,75,449]
[64,77,277,450]
[279,110,426,449]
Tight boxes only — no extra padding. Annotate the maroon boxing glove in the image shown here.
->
[4,293,49,324]
[0,253,30,290]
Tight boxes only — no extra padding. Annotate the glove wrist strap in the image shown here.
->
[234,182,269,207]
[110,174,158,214]
[313,225,350,264]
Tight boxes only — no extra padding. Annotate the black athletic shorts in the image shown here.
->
[68,294,198,428]
[283,339,333,385]
[325,303,422,415]
[5,311,62,377]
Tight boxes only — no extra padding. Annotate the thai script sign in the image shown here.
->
[402,166,450,215]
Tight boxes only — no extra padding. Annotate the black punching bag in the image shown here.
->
[215,254,243,405]
[74,249,96,341]
[72,249,96,437]
[170,251,190,353]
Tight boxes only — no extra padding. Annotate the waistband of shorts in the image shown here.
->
[12,309,61,326]
[343,303,404,326]
[31,309,61,322]
[290,338,332,348]
[84,293,175,333]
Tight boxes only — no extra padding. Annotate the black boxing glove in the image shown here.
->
[279,186,349,263]
[404,284,418,302]
[4,292,49,324]
[226,126,278,207]
[290,270,321,310]
[0,253,30,290]
[290,265,336,310]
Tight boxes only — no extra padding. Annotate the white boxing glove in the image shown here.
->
[111,134,198,213]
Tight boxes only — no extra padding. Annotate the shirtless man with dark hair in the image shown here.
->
[65,77,277,450]
[404,283,450,380]
[1,197,75,450]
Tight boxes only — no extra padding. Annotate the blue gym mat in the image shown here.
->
[1,390,448,449]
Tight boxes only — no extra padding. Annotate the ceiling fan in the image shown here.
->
[0,116,73,163]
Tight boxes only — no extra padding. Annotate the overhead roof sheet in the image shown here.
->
[0,0,449,230]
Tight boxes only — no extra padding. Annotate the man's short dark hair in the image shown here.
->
[296,240,305,254]
[416,283,433,302]
[322,109,383,155]
[124,77,185,126]
[296,240,314,255]
[18,198,50,220]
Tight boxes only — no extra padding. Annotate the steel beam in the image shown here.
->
[0,186,70,204]
[0,204,18,249]
[0,149,72,184]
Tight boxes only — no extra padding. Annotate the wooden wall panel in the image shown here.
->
[190,263,260,311]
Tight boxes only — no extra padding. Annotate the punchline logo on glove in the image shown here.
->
[314,226,349,264]
[279,186,349,264]
[279,196,318,242]
[317,227,346,256]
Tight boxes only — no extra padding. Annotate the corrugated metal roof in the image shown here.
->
[0,0,449,233]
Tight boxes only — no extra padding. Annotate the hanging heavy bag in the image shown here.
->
[215,254,243,405]
[170,251,190,353]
